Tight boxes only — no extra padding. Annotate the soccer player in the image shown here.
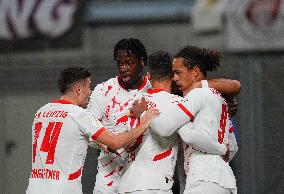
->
[150,46,239,194]
[26,66,159,194]
[118,51,230,194]
[87,38,152,194]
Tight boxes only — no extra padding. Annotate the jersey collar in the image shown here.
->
[146,88,166,94]
[52,99,73,104]
[117,76,148,91]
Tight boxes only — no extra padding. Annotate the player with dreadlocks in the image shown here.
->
[88,38,152,194]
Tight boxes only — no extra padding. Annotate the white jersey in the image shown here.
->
[118,89,180,193]
[181,88,237,192]
[87,76,151,192]
[119,88,228,193]
[149,88,237,192]
[26,100,106,194]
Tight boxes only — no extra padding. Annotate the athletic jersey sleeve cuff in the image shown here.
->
[90,127,107,141]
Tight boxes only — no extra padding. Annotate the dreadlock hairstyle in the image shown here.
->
[175,46,223,76]
[148,50,173,80]
[113,38,148,65]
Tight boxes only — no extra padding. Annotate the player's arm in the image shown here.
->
[95,109,159,150]
[149,105,193,137]
[129,96,190,137]
[177,122,227,155]
[191,79,241,100]
[79,109,159,150]
[205,79,241,100]
[150,90,205,137]
[190,79,240,116]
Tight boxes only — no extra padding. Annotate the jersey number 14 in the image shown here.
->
[32,122,63,164]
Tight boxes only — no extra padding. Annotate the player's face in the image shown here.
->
[78,78,92,108]
[172,58,195,96]
[116,49,144,88]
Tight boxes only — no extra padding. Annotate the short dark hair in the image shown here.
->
[58,66,91,94]
[148,50,173,80]
[113,38,148,65]
[175,46,223,76]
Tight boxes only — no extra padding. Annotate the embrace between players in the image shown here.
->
[26,38,241,194]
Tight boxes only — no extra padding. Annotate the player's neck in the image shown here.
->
[151,80,171,93]
[183,75,207,96]
[126,75,145,90]
[60,94,78,106]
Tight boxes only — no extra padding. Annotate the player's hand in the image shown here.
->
[222,143,230,163]
[139,108,160,129]
[107,147,121,156]
[227,98,238,117]
[97,142,120,156]
[129,97,148,118]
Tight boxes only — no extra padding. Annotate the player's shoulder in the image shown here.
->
[144,90,175,99]
[196,87,225,104]
[90,77,118,100]
[37,103,50,111]
[151,91,182,106]
[183,88,212,104]
[36,102,62,112]
[161,91,183,103]
[134,92,145,99]
[34,103,49,117]
[36,102,85,120]
[185,87,206,97]
[94,77,118,90]
[65,104,89,120]
[60,103,85,114]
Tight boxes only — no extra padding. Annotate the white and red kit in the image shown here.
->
[118,88,227,194]
[87,76,151,194]
[150,88,237,194]
[118,89,179,194]
[26,100,106,194]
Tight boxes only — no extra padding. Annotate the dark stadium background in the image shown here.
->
[0,0,283,193]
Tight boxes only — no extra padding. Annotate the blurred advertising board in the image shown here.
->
[225,0,284,52]
[0,0,83,52]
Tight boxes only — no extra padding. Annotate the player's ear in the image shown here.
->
[192,66,200,77]
[74,83,81,96]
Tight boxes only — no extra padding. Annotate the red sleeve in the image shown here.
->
[91,127,107,140]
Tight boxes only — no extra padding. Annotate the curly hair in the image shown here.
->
[175,46,223,76]
[113,38,148,65]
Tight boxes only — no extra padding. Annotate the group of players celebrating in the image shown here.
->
[26,38,241,194]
